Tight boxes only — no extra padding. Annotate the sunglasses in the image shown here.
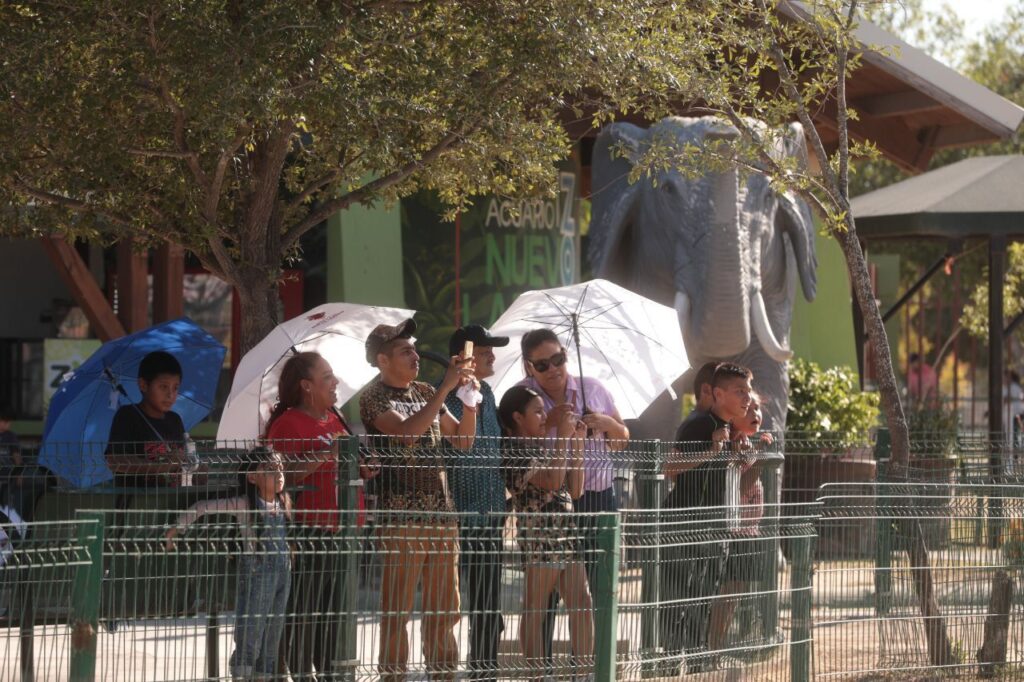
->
[528,351,568,373]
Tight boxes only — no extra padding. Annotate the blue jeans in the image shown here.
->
[461,518,505,681]
[231,553,291,679]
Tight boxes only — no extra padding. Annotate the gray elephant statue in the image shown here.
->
[588,116,818,436]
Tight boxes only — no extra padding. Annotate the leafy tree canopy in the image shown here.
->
[0,0,690,348]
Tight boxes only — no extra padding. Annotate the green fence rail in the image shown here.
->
[4,434,1024,679]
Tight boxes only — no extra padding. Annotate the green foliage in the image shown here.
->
[786,358,880,445]
[961,243,1024,340]
[0,0,676,347]
[904,398,960,456]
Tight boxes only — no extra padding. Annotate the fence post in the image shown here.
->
[70,513,105,682]
[594,512,622,682]
[636,439,664,676]
[875,480,893,617]
[758,449,784,642]
[789,522,813,682]
[334,435,362,680]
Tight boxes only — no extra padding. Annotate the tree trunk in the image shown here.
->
[235,273,281,356]
[978,568,1014,677]
[832,221,956,665]
[832,226,911,468]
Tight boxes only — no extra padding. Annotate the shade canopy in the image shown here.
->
[851,155,1024,240]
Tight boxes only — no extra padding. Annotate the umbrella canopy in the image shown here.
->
[851,155,1024,239]
[39,318,226,488]
[488,279,689,419]
[217,302,415,442]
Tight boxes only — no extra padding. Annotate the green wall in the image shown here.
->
[790,230,858,372]
[326,203,406,306]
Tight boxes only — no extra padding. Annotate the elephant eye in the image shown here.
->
[661,182,678,196]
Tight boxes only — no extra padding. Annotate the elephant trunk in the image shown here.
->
[688,168,751,357]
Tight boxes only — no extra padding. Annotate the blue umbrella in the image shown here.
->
[39,317,226,488]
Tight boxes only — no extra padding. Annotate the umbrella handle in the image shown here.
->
[570,314,588,413]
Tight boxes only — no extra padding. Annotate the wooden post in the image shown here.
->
[152,243,185,322]
[117,240,149,332]
[40,237,125,341]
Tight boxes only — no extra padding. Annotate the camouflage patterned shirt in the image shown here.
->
[359,377,455,523]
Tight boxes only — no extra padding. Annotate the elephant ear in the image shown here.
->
[588,122,647,278]
[775,122,817,302]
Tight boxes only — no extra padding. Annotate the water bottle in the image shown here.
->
[181,435,200,486]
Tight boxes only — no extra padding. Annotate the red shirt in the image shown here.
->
[266,408,360,530]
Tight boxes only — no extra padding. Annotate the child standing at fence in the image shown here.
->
[707,393,773,659]
[499,385,593,680]
[165,447,291,681]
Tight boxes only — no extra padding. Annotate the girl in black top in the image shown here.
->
[499,385,592,678]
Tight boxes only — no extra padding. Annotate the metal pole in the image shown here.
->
[789,523,814,682]
[636,440,665,677]
[989,235,1006,547]
[334,435,362,680]
[593,513,622,682]
[70,513,105,682]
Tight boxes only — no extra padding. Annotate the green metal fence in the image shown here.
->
[5,434,1024,679]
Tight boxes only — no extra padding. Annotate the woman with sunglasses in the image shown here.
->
[516,328,629,670]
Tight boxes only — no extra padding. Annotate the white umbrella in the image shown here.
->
[489,279,689,419]
[217,302,415,442]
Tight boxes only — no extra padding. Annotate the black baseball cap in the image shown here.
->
[365,318,417,366]
[448,324,510,357]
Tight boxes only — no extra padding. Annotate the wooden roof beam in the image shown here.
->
[932,123,1001,148]
[40,237,126,341]
[812,110,934,173]
[851,89,944,119]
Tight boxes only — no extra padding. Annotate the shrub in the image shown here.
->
[786,358,880,447]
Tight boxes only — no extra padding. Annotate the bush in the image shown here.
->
[786,358,880,447]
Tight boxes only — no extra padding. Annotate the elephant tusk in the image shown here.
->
[674,291,693,350]
[751,290,793,362]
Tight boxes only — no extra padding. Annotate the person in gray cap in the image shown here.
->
[359,318,478,682]
[442,325,509,681]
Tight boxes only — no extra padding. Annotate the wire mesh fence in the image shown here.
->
[5,433,1024,679]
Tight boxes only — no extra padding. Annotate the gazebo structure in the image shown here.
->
[852,155,1024,441]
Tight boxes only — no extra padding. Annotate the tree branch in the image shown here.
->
[127,148,194,159]
[146,8,210,191]
[755,0,840,196]
[11,176,133,229]
[286,150,365,214]
[205,130,250,224]
[280,128,468,251]
[836,0,858,205]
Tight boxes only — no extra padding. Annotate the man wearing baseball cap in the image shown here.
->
[442,325,509,681]
[359,318,477,681]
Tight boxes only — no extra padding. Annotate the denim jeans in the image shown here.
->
[231,552,291,678]
[286,530,342,679]
[460,518,505,681]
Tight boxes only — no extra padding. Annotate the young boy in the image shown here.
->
[707,393,774,657]
[105,351,188,487]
